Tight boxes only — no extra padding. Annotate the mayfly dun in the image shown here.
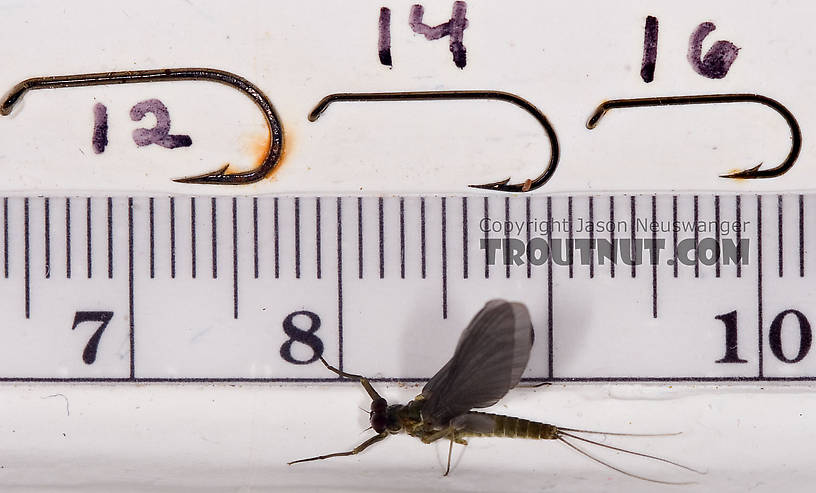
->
[289,299,701,483]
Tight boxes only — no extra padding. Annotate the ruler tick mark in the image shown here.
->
[609,195,616,278]
[107,197,113,279]
[3,197,8,278]
[357,197,363,279]
[547,196,554,379]
[336,197,344,373]
[44,197,50,279]
[799,194,805,278]
[483,197,489,279]
[715,195,721,278]
[462,197,468,279]
[253,197,259,279]
[629,195,636,279]
[588,196,594,279]
[672,195,679,277]
[24,198,30,319]
[190,197,197,279]
[149,197,155,279]
[441,197,448,319]
[65,198,71,279]
[295,197,301,279]
[379,197,384,279]
[504,197,510,279]
[736,195,742,278]
[421,197,426,279]
[316,197,322,280]
[128,197,135,380]
[757,195,764,378]
[693,195,699,278]
[169,197,176,279]
[233,197,239,319]
[567,196,573,278]
[86,197,92,279]
[211,197,217,279]
[525,196,531,279]
[778,194,784,278]
[651,195,657,318]
[400,197,406,279]
[273,197,279,279]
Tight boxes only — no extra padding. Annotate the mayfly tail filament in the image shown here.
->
[556,429,704,485]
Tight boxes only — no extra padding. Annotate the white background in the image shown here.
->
[1,1,815,491]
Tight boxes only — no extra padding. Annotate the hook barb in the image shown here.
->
[1,68,283,185]
[308,91,559,192]
[586,93,801,179]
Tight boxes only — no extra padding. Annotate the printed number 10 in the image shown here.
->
[715,309,813,364]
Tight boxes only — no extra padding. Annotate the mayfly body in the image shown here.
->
[289,300,700,483]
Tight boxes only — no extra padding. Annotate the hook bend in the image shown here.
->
[1,68,283,184]
[586,94,801,179]
[309,91,559,192]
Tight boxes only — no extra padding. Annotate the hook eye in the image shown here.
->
[586,94,801,179]
[1,68,283,185]
[309,91,559,192]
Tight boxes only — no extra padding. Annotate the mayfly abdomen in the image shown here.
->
[462,412,558,440]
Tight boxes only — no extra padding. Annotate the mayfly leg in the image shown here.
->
[287,433,387,465]
[417,425,467,476]
[319,357,382,401]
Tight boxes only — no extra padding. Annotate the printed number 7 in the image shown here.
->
[71,311,114,365]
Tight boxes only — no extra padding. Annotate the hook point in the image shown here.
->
[720,163,763,179]
[173,164,230,184]
[468,178,511,191]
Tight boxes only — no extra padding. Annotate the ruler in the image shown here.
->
[0,192,812,383]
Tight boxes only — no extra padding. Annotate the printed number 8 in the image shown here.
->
[280,310,324,365]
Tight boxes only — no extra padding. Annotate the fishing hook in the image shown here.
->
[308,91,559,192]
[586,94,801,179]
[0,68,283,184]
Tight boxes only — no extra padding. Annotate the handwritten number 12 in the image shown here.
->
[92,100,192,154]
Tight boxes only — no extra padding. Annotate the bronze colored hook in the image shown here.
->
[1,68,283,184]
[309,91,559,192]
[586,94,801,179]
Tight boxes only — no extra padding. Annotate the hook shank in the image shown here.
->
[1,68,283,184]
[309,91,559,192]
[586,94,801,179]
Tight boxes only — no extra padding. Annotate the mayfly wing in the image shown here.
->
[420,299,534,427]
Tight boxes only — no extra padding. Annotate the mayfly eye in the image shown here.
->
[370,397,387,413]
[371,414,388,434]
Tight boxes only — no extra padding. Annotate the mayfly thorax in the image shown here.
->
[288,300,701,483]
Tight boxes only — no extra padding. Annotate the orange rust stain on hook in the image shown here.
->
[238,128,290,184]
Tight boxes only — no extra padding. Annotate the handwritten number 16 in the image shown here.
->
[641,16,740,82]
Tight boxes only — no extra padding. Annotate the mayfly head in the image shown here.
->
[369,397,388,433]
